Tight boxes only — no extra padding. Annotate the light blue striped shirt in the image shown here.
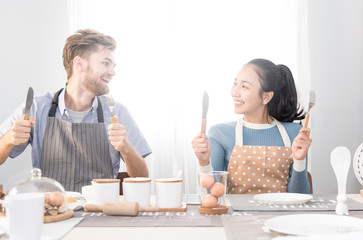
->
[208,121,310,193]
[0,88,152,178]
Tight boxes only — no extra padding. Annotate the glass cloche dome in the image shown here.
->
[7,168,68,217]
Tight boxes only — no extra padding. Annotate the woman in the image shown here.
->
[192,58,311,194]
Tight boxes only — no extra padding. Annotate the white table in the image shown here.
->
[63,227,227,240]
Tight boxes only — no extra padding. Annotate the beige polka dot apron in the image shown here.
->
[227,118,293,194]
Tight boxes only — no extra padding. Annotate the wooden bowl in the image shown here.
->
[198,205,228,215]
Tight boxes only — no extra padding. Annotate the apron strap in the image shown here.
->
[48,88,63,117]
[275,120,291,147]
[96,97,104,123]
[48,88,104,123]
[235,118,244,147]
[235,118,291,147]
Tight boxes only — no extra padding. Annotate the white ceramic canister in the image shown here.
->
[82,185,96,203]
[122,177,151,207]
[0,193,44,240]
[155,178,183,208]
[91,179,120,205]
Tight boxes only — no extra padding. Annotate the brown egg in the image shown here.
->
[49,191,64,207]
[211,182,225,197]
[199,174,215,189]
[201,194,217,208]
[44,193,51,203]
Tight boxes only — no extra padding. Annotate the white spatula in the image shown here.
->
[330,146,351,215]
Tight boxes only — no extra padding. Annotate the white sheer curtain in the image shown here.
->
[68,0,308,193]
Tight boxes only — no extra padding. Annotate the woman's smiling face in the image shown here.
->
[231,64,272,122]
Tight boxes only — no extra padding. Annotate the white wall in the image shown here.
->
[0,0,69,192]
[0,0,362,194]
[308,0,363,193]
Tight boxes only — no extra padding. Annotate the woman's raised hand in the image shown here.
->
[191,133,211,166]
[291,127,312,161]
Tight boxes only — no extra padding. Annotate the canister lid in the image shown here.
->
[123,177,151,183]
[155,178,183,183]
[92,179,120,183]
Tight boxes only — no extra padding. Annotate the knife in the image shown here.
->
[106,93,118,123]
[23,87,34,120]
[201,91,209,134]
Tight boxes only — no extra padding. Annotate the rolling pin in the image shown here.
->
[84,201,160,216]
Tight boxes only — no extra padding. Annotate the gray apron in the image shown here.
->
[41,89,113,192]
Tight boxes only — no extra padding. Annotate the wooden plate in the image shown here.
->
[198,205,228,215]
[159,206,186,212]
[1,209,74,222]
[44,209,74,223]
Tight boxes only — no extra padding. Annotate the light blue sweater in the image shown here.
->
[208,121,310,193]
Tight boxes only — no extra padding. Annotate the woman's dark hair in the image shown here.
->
[247,58,305,122]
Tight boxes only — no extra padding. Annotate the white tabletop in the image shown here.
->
[63,227,227,240]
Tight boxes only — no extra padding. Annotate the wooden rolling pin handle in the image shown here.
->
[303,113,310,128]
[111,115,118,124]
[103,201,139,216]
[83,203,103,213]
[139,206,160,212]
[201,119,207,134]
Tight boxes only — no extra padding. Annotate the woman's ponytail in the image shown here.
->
[248,59,305,122]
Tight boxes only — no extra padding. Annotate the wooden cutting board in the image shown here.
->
[44,209,74,223]
[0,209,74,223]
[140,203,187,213]
[85,202,187,214]
[157,203,187,212]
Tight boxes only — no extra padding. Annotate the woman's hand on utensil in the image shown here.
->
[291,127,312,160]
[192,133,211,166]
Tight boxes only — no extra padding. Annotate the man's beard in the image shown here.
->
[83,68,110,96]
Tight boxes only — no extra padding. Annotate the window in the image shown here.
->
[69,0,308,193]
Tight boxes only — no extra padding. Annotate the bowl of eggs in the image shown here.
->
[198,171,229,214]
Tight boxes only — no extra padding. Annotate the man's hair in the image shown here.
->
[62,29,117,79]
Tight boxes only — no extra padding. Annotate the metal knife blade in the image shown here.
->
[201,91,209,133]
[106,93,118,123]
[202,91,209,119]
[23,87,34,120]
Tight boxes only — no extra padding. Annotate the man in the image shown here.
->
[0,29,151,192]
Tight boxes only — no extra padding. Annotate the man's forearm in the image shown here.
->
[121,140,149,177]
[0,131,15,165]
